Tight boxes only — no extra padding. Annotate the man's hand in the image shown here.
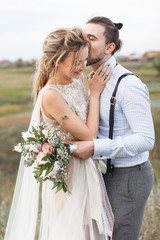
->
[70,140,94,160]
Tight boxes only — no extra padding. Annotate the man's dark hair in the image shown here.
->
[86,16,123,55]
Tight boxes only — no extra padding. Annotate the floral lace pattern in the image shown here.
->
[55,79,89,123]
[41,79,89,138]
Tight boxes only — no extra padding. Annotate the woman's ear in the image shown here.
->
[104,43,115,55]
[54,59,61,68]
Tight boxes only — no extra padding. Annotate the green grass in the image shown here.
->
[121,60,160,84]
[0,60,160,239]
[0,67,34,116]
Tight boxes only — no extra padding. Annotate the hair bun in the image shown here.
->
[114,23,123,30]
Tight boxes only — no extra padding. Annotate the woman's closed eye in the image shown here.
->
[77,59,87,67]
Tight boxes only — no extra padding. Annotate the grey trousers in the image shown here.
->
[103,160,154,240]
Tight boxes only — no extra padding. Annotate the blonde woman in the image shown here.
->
[4,27,114,240]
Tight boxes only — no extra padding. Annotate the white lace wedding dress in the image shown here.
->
[4,78,114,240]
[39,79,114,240]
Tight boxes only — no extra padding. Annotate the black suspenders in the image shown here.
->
[106,73,135,174]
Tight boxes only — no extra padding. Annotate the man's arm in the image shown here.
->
[93,80,155,160]
[72,78,155,161]
[71,140,94,159]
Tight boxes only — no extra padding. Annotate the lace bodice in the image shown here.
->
[40,78,89,139]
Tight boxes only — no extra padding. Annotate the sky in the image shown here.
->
[0,0,160,61]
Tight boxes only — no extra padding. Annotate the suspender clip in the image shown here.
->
[110,96,116,105]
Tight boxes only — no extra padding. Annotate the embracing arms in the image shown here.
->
[72,78,155,159]
[42,65,111,141]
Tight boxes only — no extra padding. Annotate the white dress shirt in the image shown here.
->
[93,56,155,167]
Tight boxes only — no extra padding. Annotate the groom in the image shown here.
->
[73,16,155,240]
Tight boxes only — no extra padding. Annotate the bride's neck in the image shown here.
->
[48,71,73,85]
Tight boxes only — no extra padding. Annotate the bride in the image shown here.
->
[4,27,114,240]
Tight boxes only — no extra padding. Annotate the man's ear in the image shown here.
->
[104,43,115,55]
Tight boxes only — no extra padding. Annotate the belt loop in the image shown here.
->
[139,164,142,171]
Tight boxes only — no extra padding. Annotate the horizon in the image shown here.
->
[0,49,160,62]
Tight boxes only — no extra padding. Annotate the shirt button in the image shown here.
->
[99,155,103,158]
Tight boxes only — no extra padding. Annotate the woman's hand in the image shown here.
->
[89,64,112,97]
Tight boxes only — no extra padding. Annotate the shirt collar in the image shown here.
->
[104,55,117,70]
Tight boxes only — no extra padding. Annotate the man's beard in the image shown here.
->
[86,55,104,66]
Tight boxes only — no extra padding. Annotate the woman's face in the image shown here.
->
[57,46,88,80]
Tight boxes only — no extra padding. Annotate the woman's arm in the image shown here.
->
[42,65,111,141]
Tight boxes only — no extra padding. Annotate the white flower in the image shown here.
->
[41,170,51,179]
[30,144,38,152]
[42,129,49,137]
[25,143,40,152]
[35,152,46,166]
[39,161,60,180]
[23,144,31,151]
[22,131,33,140]
[52,161,60,174]
[23,153,31,161]
[41,170,47,179]
[14,143,22,153]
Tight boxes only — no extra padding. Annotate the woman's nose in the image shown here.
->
[81,62,87,71]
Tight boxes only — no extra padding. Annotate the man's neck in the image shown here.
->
[91,55,112,72]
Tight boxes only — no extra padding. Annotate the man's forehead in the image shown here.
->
[85,23,105,38]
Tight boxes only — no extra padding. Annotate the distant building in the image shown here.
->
[125,53,142,61]
[0,59,12,67]
[142,51,160,60]
[115,55,127,62]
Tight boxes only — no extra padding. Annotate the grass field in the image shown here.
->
[0,59,160,239]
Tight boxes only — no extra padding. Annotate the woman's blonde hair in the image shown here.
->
[33,27,88,101]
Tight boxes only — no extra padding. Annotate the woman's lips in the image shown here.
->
[75,71,82,75]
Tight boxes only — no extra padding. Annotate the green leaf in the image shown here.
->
[48,154,55,162]
[34,167,41,170]
[63,185,67,193]
[36,176,42,182]
[52,182,58,190]
[39,130,45,138]
[27,137,36,142]
[39,125,44,131]
[41,155,49,162]
[33,128,40,138]
[41,164,47,171]
[63,182,71,194]
[45,165,54,176]
[33,170,40,174]
[56,182,63,193]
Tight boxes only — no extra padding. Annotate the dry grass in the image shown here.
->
[0,62,160,239]
[1,179,160,239]
[140,181,160,240]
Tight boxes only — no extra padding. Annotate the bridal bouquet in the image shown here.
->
[14,122,72,194]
